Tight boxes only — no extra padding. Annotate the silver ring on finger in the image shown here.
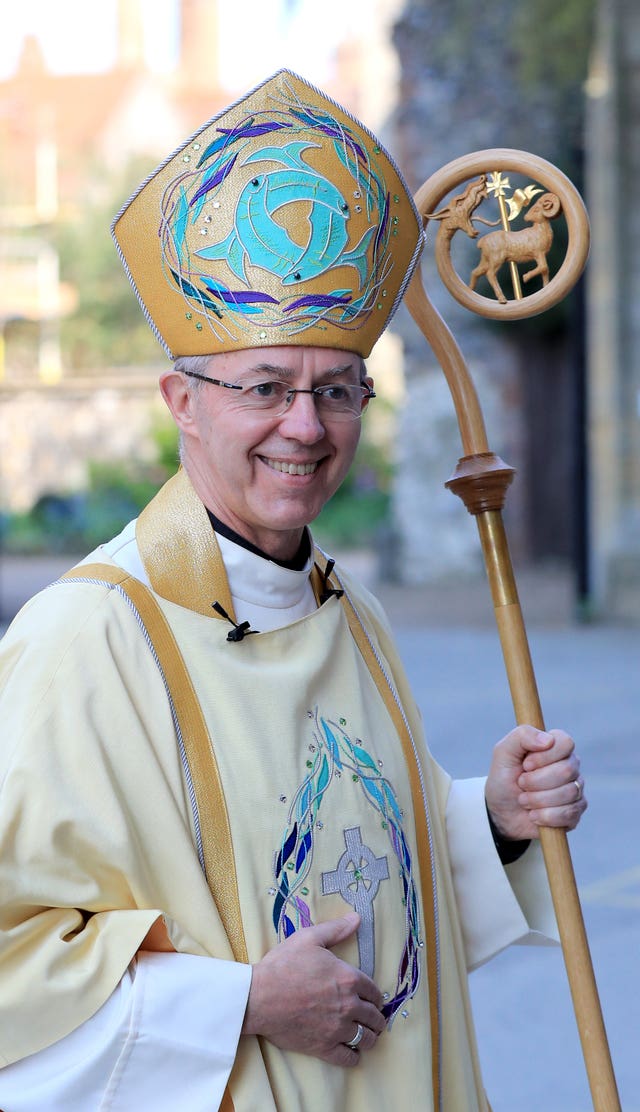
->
[345,1022,365,1050]
[573,778,583,801]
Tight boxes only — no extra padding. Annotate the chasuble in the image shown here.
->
[0,471,557,1111]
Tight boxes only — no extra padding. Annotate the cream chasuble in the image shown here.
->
[0,470,558,1111]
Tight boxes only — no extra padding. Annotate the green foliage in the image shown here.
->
[429,0,597,96]
[396,0,596,161]
[54,158,165,370]
[511,0,597,151]
[313,434,392,547]
[313,488,390,548]
[150,414,181,474]
[2,415,392,554]
[512,0,597,95]
[2,417,179,555]
[3,405,395,552]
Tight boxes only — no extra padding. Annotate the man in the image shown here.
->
[0,70,586,1110]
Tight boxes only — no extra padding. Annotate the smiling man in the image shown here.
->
[164,347,373,561]
[0,71,586,1111]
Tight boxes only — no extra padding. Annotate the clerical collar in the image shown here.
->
[206,510,311,571]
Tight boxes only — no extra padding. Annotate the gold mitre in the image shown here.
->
[112,69,423,359]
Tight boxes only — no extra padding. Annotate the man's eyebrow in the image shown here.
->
[246,362,358,379]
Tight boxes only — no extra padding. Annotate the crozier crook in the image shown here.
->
[404,148,620,1111]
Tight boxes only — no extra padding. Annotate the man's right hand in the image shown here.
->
[241,912,386,1066]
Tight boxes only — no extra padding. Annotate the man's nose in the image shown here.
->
[278,390,325,440]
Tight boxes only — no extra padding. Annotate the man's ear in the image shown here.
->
[159,369,197,435]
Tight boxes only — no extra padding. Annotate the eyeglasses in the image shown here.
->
[183,371,375,422]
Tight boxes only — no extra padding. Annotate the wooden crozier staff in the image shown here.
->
[404,149,620,1111]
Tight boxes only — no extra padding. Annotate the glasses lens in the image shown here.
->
[238,381,290,411]
[313,384,363,421]
[237,382,369,421]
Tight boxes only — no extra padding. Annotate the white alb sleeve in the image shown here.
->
[446,776,558,971]
[0,952,251,1112]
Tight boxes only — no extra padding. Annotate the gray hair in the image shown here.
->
[172,355,213,461]
[173,353,213,393]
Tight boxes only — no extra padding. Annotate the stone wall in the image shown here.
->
[1,375,166,513]
[387,0,562,584]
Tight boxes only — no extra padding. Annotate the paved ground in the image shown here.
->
[395,621,638,1111]
[1,552,638,1109]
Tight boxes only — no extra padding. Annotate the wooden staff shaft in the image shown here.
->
[405,269,620,1110]
[474,511,620,1111]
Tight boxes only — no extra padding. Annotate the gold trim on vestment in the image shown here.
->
[136,468,235,621]
[318,551,441,1111]
[62,560,242,1111]
[62,562,247,964]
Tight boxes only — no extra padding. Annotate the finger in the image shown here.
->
[355,999,387,1035]
[519,755,580,792]
[326,1043,361,1068]
[520,773,579,802]
[520,776,586,812]
[493,725,551,766]
[522,729,574,770]
[340,1020,381,1054]
[304,912,360,950]
[529,794,588,831]
[351,974,385,1012]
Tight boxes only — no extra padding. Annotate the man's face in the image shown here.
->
[164,346,371,560]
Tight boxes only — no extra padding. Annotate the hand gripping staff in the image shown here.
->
[404,149,620,1111]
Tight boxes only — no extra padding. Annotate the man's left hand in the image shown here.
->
[485,726,587,842]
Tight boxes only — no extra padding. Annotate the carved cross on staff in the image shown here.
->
[405,148,620,1112]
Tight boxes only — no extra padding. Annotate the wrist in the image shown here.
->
[485,802,530,865]
[241,964,262,1036]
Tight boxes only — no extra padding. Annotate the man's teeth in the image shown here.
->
[266,459,318,475]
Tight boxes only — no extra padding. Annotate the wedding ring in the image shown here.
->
[345,1022,365,1049]
[573,779,583,801]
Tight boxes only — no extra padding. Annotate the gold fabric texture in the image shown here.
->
[112,69,423,359]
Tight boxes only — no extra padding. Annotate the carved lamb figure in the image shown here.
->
[469,191,562,303]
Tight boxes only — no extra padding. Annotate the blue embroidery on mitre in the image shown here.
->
[159,83,393,343]
[271,710,422,1026]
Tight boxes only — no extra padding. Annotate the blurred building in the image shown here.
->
[0,0,229,384]
[585,0,640,619]
[0,0,405,511]
[388,0,585,594]
[0,0,405,386]
[3,0,635,621]
[386,0,640,623]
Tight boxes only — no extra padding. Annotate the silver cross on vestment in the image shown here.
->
[321,826,389,977]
